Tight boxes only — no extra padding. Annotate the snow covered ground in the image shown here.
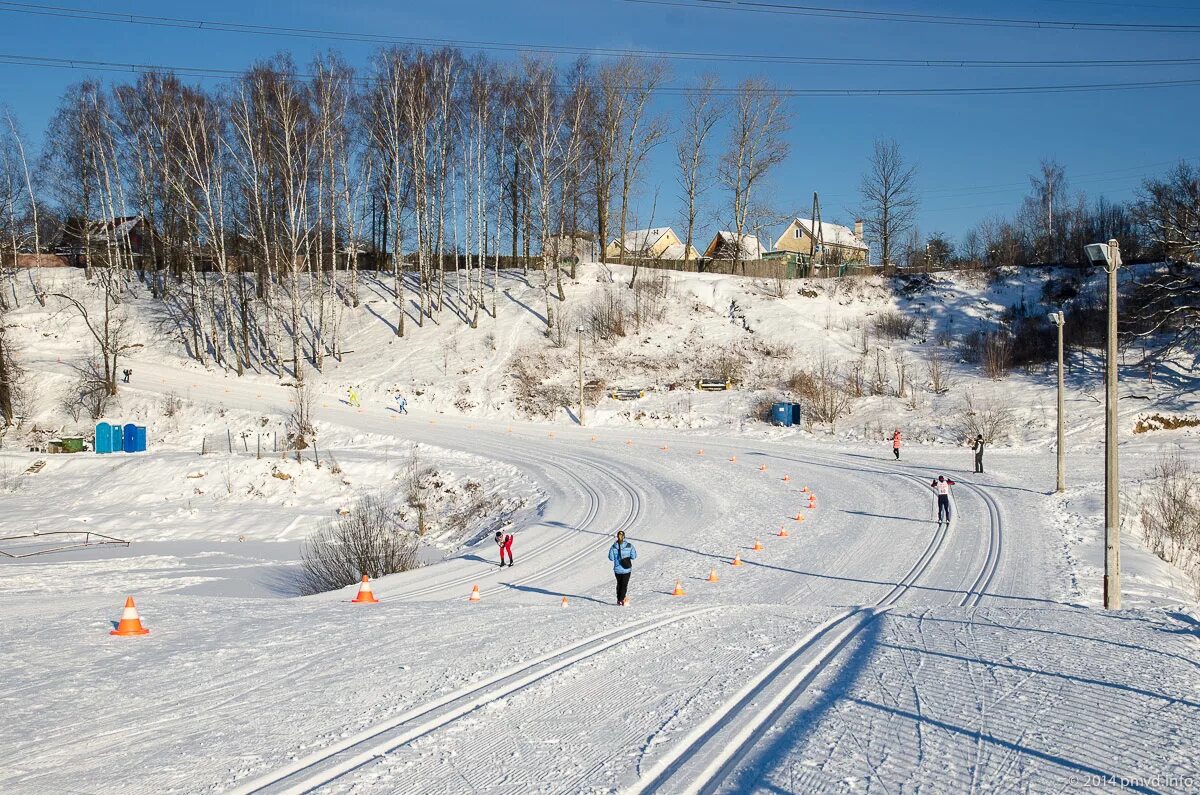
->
[0,265,1197,793]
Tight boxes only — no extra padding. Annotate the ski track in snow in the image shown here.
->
[1,359,1198,795]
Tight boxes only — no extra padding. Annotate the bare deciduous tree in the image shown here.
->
[860,138,918,272]
[676,74,722,266]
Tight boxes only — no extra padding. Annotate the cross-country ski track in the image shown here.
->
[1,359,1197,794]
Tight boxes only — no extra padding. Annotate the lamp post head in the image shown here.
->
[1085,239,1122,270]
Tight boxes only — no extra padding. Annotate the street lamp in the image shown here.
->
[575,325,586,426]
[1084,239,1123,609]
[1048,311,1066,493]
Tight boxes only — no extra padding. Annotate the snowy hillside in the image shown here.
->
[0,264,1197,794]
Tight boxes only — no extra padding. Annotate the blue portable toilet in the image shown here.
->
[791,403,804,426]
[110,424,124,453]
[95,422,112,454]
[135,426,147,452]
[123,423,138,453]
[770,402,793,427]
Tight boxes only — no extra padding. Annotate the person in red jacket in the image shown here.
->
[890,429,902,460]
[930,475,956,522]
[495,530,514,567]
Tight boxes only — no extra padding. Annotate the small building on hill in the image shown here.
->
[703,231,765,261]
[773,218,868,264]
[605,227,699,261]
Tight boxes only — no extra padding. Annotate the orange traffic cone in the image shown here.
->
[560,596,569,608]
[782,474,790,482]
[706,568,720,583]
[591,435,598,442]
[661,444,669,452]
[801,486,809,493]
[351,575,379,604]
[778,526,790,538]
[672,579,686,597]
[759,464,767,472]
[507,427,513,433]
[731,553,744,567]
[110,596,150,636]
[793,512,804,521]
[729,455,737,463]
[548,431,555,438]
[468,584,481,602]
[752,538,764,551]
[697,449,704,456]
[626,440,633,446]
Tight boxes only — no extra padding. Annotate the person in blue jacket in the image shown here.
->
[607,530,637,606]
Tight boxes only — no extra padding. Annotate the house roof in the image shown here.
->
[789,218,867,250]
[706,231,764,259]
[613,227,672,253]
[660,242,695,260]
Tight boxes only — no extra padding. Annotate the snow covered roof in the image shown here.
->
[707,231,764,259]
[791,219,867,250]
[614,227,673,253]
[660,243,692,260]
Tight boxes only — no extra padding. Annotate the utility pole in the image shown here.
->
[1049,311,1066,492]
[1086,238,1122,609]
[576,325,586,426]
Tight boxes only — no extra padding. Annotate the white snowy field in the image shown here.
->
[0,265,1198,794]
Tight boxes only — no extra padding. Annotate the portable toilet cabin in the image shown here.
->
[111,424,124,453]
[95,422,112,454]
[135,426,147,452]
[770,402,793,427]
[123,423,138,453]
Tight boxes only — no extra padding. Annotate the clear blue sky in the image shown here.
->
[1,0,1197,244]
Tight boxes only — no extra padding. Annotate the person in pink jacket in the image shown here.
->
[890,429,902,460]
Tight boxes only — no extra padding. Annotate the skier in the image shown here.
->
[348,387,361,408]
[930,475,956,522]
[495,530,514,567]
[890,428,902,460]
[122,368,132,384]
[971,434,985,474]
[395,394,408,414]
[607,530,637,606]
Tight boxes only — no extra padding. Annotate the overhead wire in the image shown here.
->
[1,2,1199,69]
[1,53,1199,97]
[622,0,1200,32]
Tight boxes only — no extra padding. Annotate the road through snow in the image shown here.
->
[1,360,1197,794]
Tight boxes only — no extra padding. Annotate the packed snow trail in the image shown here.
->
[1,359,1197,794]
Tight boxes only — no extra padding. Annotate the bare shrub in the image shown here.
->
[925,348,952,394]
[1134,414,1200,433]
[951,394,1013,443]
[286,379,316,450]
[582,289,628,341]
[872,310,916,340]
[785,354,853,426]
[631,274,670,330]
[162,392,184,418]
[1139,453,1200,597]
[296,496,420,596]
[845,358,865,397]
[962,329,1014,379]
[63,358,112,420]
[707,349,747,385]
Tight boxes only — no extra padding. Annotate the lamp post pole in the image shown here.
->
[1050,312,1066,493]
[1102,239,1122,609]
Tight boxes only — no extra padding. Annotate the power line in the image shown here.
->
[624,0,1200,32]
[2,52,1200,97]
[2,1,1200,70]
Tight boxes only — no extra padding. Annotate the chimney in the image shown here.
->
[854,219,864,240]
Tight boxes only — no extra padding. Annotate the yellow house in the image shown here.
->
[605,227,699,261]
[773,218,869,264]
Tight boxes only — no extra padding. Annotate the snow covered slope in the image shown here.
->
[0,265,1197,794]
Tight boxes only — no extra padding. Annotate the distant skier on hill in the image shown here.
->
[348,387,361,408]
[495,530,514,567]
[890,429,902,460]
[394,394,409,414]
[607,530,637,606]
[930,475,956,522]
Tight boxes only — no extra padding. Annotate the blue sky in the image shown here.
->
[1,0,1197,244]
